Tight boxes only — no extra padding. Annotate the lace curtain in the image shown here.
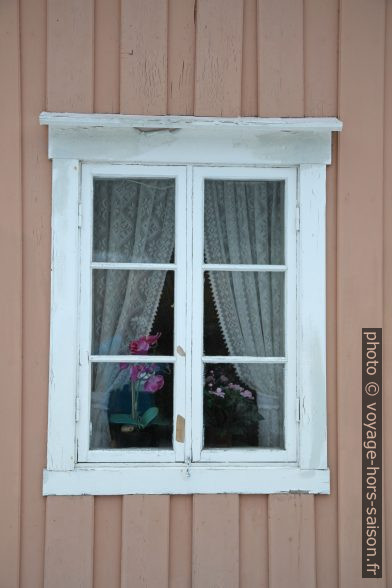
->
[204,180,285,447]
[91,179,175,448]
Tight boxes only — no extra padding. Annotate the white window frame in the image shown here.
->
[40,113,342,495]
[78,164,188,464]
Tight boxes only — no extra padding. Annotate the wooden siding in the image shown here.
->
[0,0,390,586]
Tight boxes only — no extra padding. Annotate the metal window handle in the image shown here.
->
[177,345,186,357]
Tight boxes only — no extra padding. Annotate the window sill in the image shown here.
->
[43,464,330,495]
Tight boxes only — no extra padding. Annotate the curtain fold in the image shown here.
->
[204,180,285,447]
[90,179,175,448]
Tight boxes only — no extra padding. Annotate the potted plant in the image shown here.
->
[109,333,169,440]
[203,367,262,447]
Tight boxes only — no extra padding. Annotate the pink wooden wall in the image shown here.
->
[0,0,391,586]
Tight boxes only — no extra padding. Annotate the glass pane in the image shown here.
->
[93,177,175,263]
[204,179,284,265]
[204,271,285,356]
[90,362,173,449]
[203,363,284,449]
[92,269,174,355]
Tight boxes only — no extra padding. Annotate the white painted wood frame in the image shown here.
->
[191,166,297,464]
[77,164,187,464]
[42,113,341,495]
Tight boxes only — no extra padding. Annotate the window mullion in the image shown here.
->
[190,167,205,461]
[172,168,187,462]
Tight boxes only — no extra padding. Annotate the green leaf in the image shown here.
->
[109,413,138,425]
[139,406,159,428]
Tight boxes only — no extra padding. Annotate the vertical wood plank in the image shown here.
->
[94,497,122,588]
[0,1,22,587]
[258,1,316,585]
[304,0,338,117]
[47,0,94,112]
[94,0,120,113]
[239,496,268,588]
[384,1,392,583]
[93,4,123,587]
[314,139,339,588]
[168,0,195,115]
[121,496,170,588]
[19,0,50,586]
[169,496,192,588]
[303,3,339,587]
[257,0,304,116]
[241,0,258,116]
[44,497,94,588]
[192,495,239,588]
[268,495,316,588]
[120,0,168,115]
[45,1,95,584]
[338,1,386,585]
[194,0,244,116]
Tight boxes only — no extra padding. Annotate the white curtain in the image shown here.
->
[91,178,175,448]
[204,180,285,447]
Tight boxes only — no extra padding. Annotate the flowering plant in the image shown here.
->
[203,367,262,444]
[110,333,166,430]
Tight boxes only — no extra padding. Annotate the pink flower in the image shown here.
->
[130,364,146,382]
[212,389,225,398]
[129,333,161,354]
[129,337,150,354]
[144,374,165,393]
[119,362,129,371]
[240,390,254,400]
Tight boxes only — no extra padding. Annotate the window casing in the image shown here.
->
[41,113,342,495]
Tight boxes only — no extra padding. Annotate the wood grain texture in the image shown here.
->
[94,0,120,113]
[268,495,316,588]
[241,0,258,116]
[195,0,243,116]
[239,496,268,588]
[93,497,122,588]
[0,2,22,587]
[384,2,392,583]
[44,496,94,588]
[47,0,94,112]
[168,0,195,115]
[120,0,168,115]
[192,495,239,588]
[121,496,170,588]
[169,496,192,588]
[338,0,386,585]
[304,0,338,116]
[257,0,304,116]
[19,0,50,586]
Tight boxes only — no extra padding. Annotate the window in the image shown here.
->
[41,113,342,495]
